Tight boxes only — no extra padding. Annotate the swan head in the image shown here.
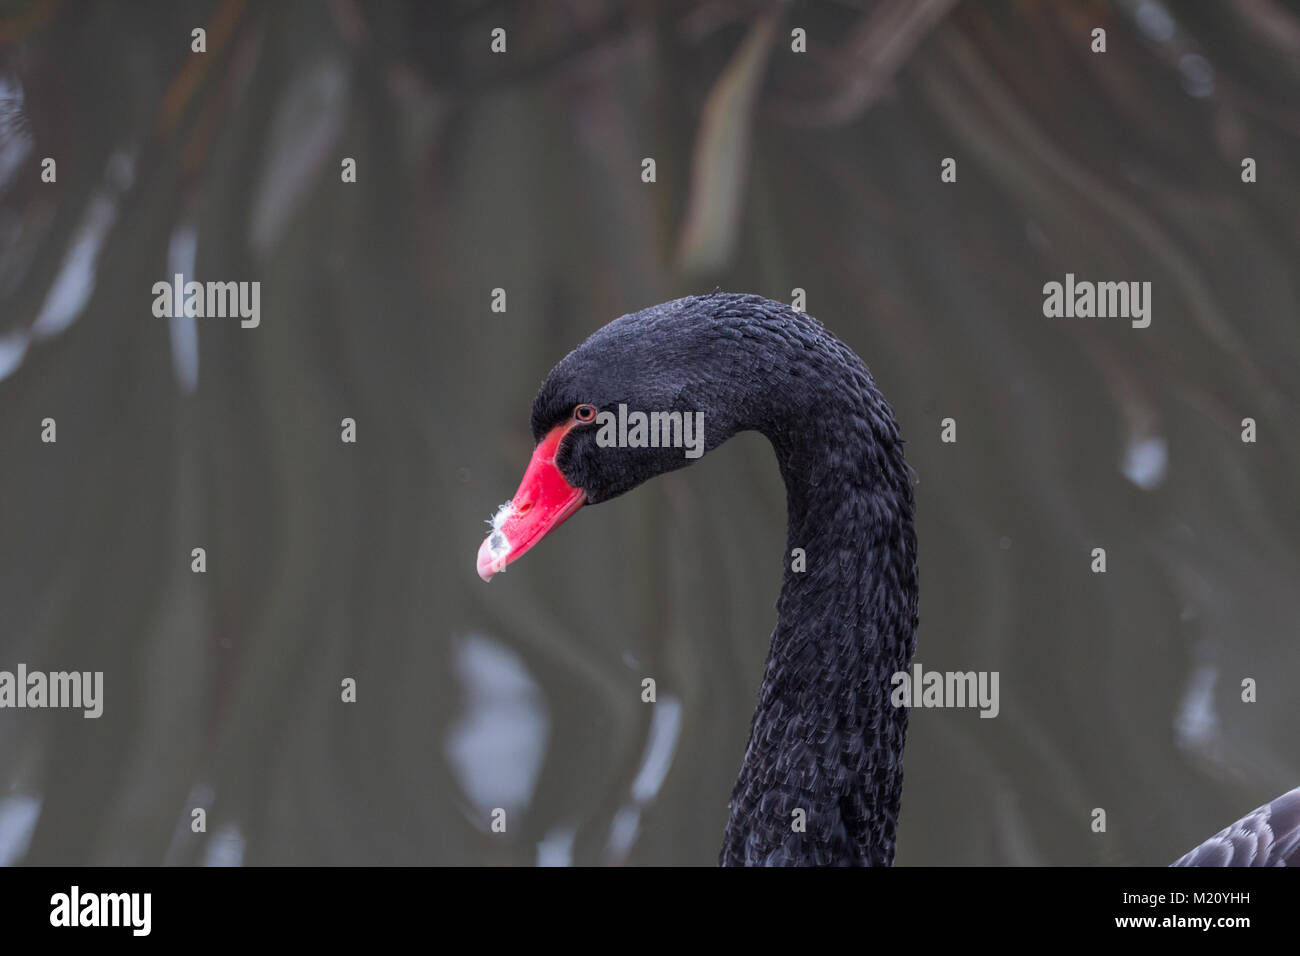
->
[476,294,757,581]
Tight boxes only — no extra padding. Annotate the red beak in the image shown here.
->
[477,422,587,581]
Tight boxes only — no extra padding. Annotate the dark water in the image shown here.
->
[1,1,1297,865]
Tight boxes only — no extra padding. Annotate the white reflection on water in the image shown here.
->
[31,195,115,340]
[1179,54,1214,99]
[535,825,576,867]
[166,224,200,394]
[31,152,133,341]
[202,822,247,867]
[0,151,135,384]
[1175,662,1220,751]
[1121,435,1168,491]
[445,633,549,825]
[1133,1,1176,44]
[603,694,682,862]
[250,59,349,255]
[0,331,27,382]
[630,694,682,803]
[0,793,40,866]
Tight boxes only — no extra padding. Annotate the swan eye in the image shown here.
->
[573,404,598,424]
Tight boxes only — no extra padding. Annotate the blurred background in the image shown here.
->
[1,0,1298,866]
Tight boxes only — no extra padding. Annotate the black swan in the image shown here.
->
[476,292,1300,867]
